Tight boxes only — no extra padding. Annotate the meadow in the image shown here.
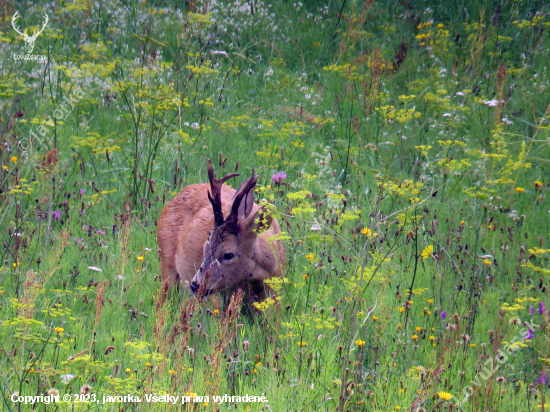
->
[1,0,549,411]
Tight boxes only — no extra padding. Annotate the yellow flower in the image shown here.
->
[415,326,421,332]
[426,299,434,305]
[399,307,405,313]
[372,316,378,321]
[395,406,401,411]
[470,343,476,348]
[305,253,314,260]
[354,339,365,348]
[203,403,209,407]
[2,165,7,170]
[125,368,131,373]
[362,227,372,236]
[515,187,525,193]
[426,310,431,316]
[297,341,307,346]
[169,370,176,375]
[137,256,144,261]
[10,156,18,163]
[534,181,542,188]
[437,23,444,28]
[438,391,453,401]
[420,245,434,261]
[54,327,64,334]
[412,334,418,341]
[213,309,219,316]
[429,336,435,341]
[483,259,492,265]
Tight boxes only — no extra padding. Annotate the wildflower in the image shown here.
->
[79,188,85,195]
[429,336,435,341]
[437,24,444,28]
[271,171,287,185]
[399,307,405,313]
[362,227,372,236]
[137,256,144,261]
[524,329,534,340]
[11,156,18,163]
[441,311,447,319]
[415,326,421,332]
[420,245,433,261]
[412,334,418,341]
[2,165,7,170]
[54,327,64,334]
[296,341,307,346]
[534,181,543,189]
[483,99,500,107]
[213,309,219,316]
[438,391,453,401]
[125,368,131,373]
[52,210,62,220]
[305,253,314,260]
[515,187,525,193]
[168,369,176,375]
[354,339,365,348]
[538,302,546,315]
[372,316,378,321]
[483,259,492,265]
[534,373,549,388]
[529,306,535,315]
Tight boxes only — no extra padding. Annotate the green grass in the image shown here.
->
[1,0,550,411]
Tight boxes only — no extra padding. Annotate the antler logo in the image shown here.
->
[11,11,49,54]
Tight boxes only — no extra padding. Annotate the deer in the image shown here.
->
[11,11,49,54]
[157,160,284,303]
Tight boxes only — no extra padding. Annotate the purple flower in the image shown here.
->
[440,311,447,320]
[529,306,535,316]
[534,373,548,388]
[271,171,287,185]
[52,210,61,220]
[524,329,534,340]
[95,230,105,236]
[79,188,85,195]
[538,302,546,315]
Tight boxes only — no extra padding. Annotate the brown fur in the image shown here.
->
[157,180,284,301]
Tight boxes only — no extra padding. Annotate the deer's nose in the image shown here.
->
[190,281,199,293]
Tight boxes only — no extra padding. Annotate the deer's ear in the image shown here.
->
[244,205,273,235]
[237,186,255,221]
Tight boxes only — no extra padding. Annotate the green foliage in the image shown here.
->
[1,0,550,411]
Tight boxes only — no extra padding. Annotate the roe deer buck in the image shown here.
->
[157,160,284,302]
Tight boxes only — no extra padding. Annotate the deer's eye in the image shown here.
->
[222,253,235,261]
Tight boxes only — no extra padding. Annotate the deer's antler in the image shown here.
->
[28,13,48,41]
[11,11,26,38]
[207,159,239,226]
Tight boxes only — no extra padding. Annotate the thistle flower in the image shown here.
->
[271,171,286,185]
[52,210,61,220]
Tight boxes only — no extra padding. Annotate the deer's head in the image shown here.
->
[190,161,273,295]
[11,11,49,54]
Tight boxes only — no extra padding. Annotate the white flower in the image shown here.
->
[60,374,75,384]
[456,92,465,96]
[310,223,321,231]
[502,117,514,125]
[443,113,452,117]
[264,67,273,77]
[88,266,102,272]
[483,99,500,107]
